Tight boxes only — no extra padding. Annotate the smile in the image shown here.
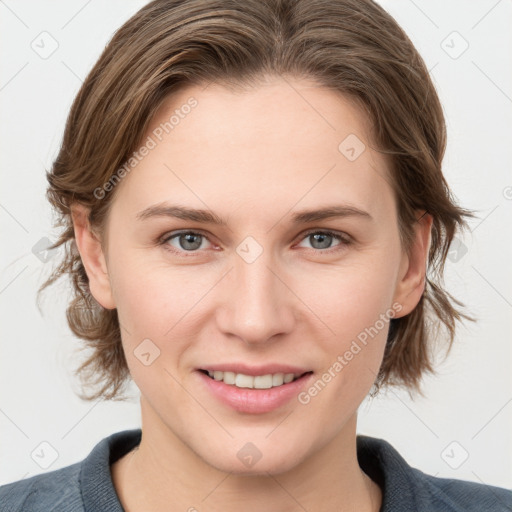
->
[197,367,314,414]
[200,369,308,389]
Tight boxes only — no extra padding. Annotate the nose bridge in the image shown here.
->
[218,238,294,344]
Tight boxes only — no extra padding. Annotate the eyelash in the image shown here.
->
[158,229,352,257]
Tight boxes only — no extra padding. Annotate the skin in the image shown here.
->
[72,75,432,512]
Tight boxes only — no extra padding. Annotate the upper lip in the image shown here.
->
[198,363,312,377]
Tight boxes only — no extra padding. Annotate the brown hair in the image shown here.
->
[38,0,473,401]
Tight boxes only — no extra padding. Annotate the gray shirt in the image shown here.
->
[0,429,510,511]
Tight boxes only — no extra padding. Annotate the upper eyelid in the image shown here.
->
[161,229,215,244]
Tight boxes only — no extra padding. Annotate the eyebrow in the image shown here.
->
[136,203,373,225]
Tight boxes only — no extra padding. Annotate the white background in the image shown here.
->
[1,0,511,491]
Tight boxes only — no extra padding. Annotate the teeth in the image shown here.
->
[235,373,254,388]
[223,371,236,385]
[205,370,299,389]
[283,373,294,384]
[272,373,284,386]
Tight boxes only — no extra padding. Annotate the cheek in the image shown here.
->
[292,267,397,443]
[108,258,197,400]
[106,251,218,384]
[293,250,400,392]
[296,276,395,417]
[108,248,200,335]
[300,257,399,341]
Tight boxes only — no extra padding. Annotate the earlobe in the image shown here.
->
[392,212,432,318]
[71,204,116,310]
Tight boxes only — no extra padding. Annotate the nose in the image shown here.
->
[216,247,296,346]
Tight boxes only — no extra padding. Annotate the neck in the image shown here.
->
[111,402,381,512]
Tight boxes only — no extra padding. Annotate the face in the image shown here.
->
[75,76,429,475]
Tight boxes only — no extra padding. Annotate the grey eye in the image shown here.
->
[169,232,207,251]
[308,233,334,250]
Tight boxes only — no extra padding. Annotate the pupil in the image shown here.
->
[181,233,201,250]
[311,233,331,249]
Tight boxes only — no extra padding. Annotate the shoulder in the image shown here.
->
[0,462,83,512]
[418,470,512,511]
[357,435,512,511]
[0,428,141,512]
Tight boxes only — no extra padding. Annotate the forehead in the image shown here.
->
[111,77,394,224]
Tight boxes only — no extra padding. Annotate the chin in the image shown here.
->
[197,439,310,476]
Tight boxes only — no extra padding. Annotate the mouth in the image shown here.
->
[198,369,313,389]
[196,366,315,414]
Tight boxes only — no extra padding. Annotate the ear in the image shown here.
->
[392,211,432,318]
[71,204,116,310]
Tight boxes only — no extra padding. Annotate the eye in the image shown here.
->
[295,230,350,252]
[161,231,214,254]
[159,229,351,257]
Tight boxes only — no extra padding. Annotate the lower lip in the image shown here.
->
[197,371,314,414]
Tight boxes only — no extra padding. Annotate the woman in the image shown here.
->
[1,0,510,510]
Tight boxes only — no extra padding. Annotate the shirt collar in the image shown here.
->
[81,428,142,512]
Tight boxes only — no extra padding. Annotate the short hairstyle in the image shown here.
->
[39,0,473,401]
